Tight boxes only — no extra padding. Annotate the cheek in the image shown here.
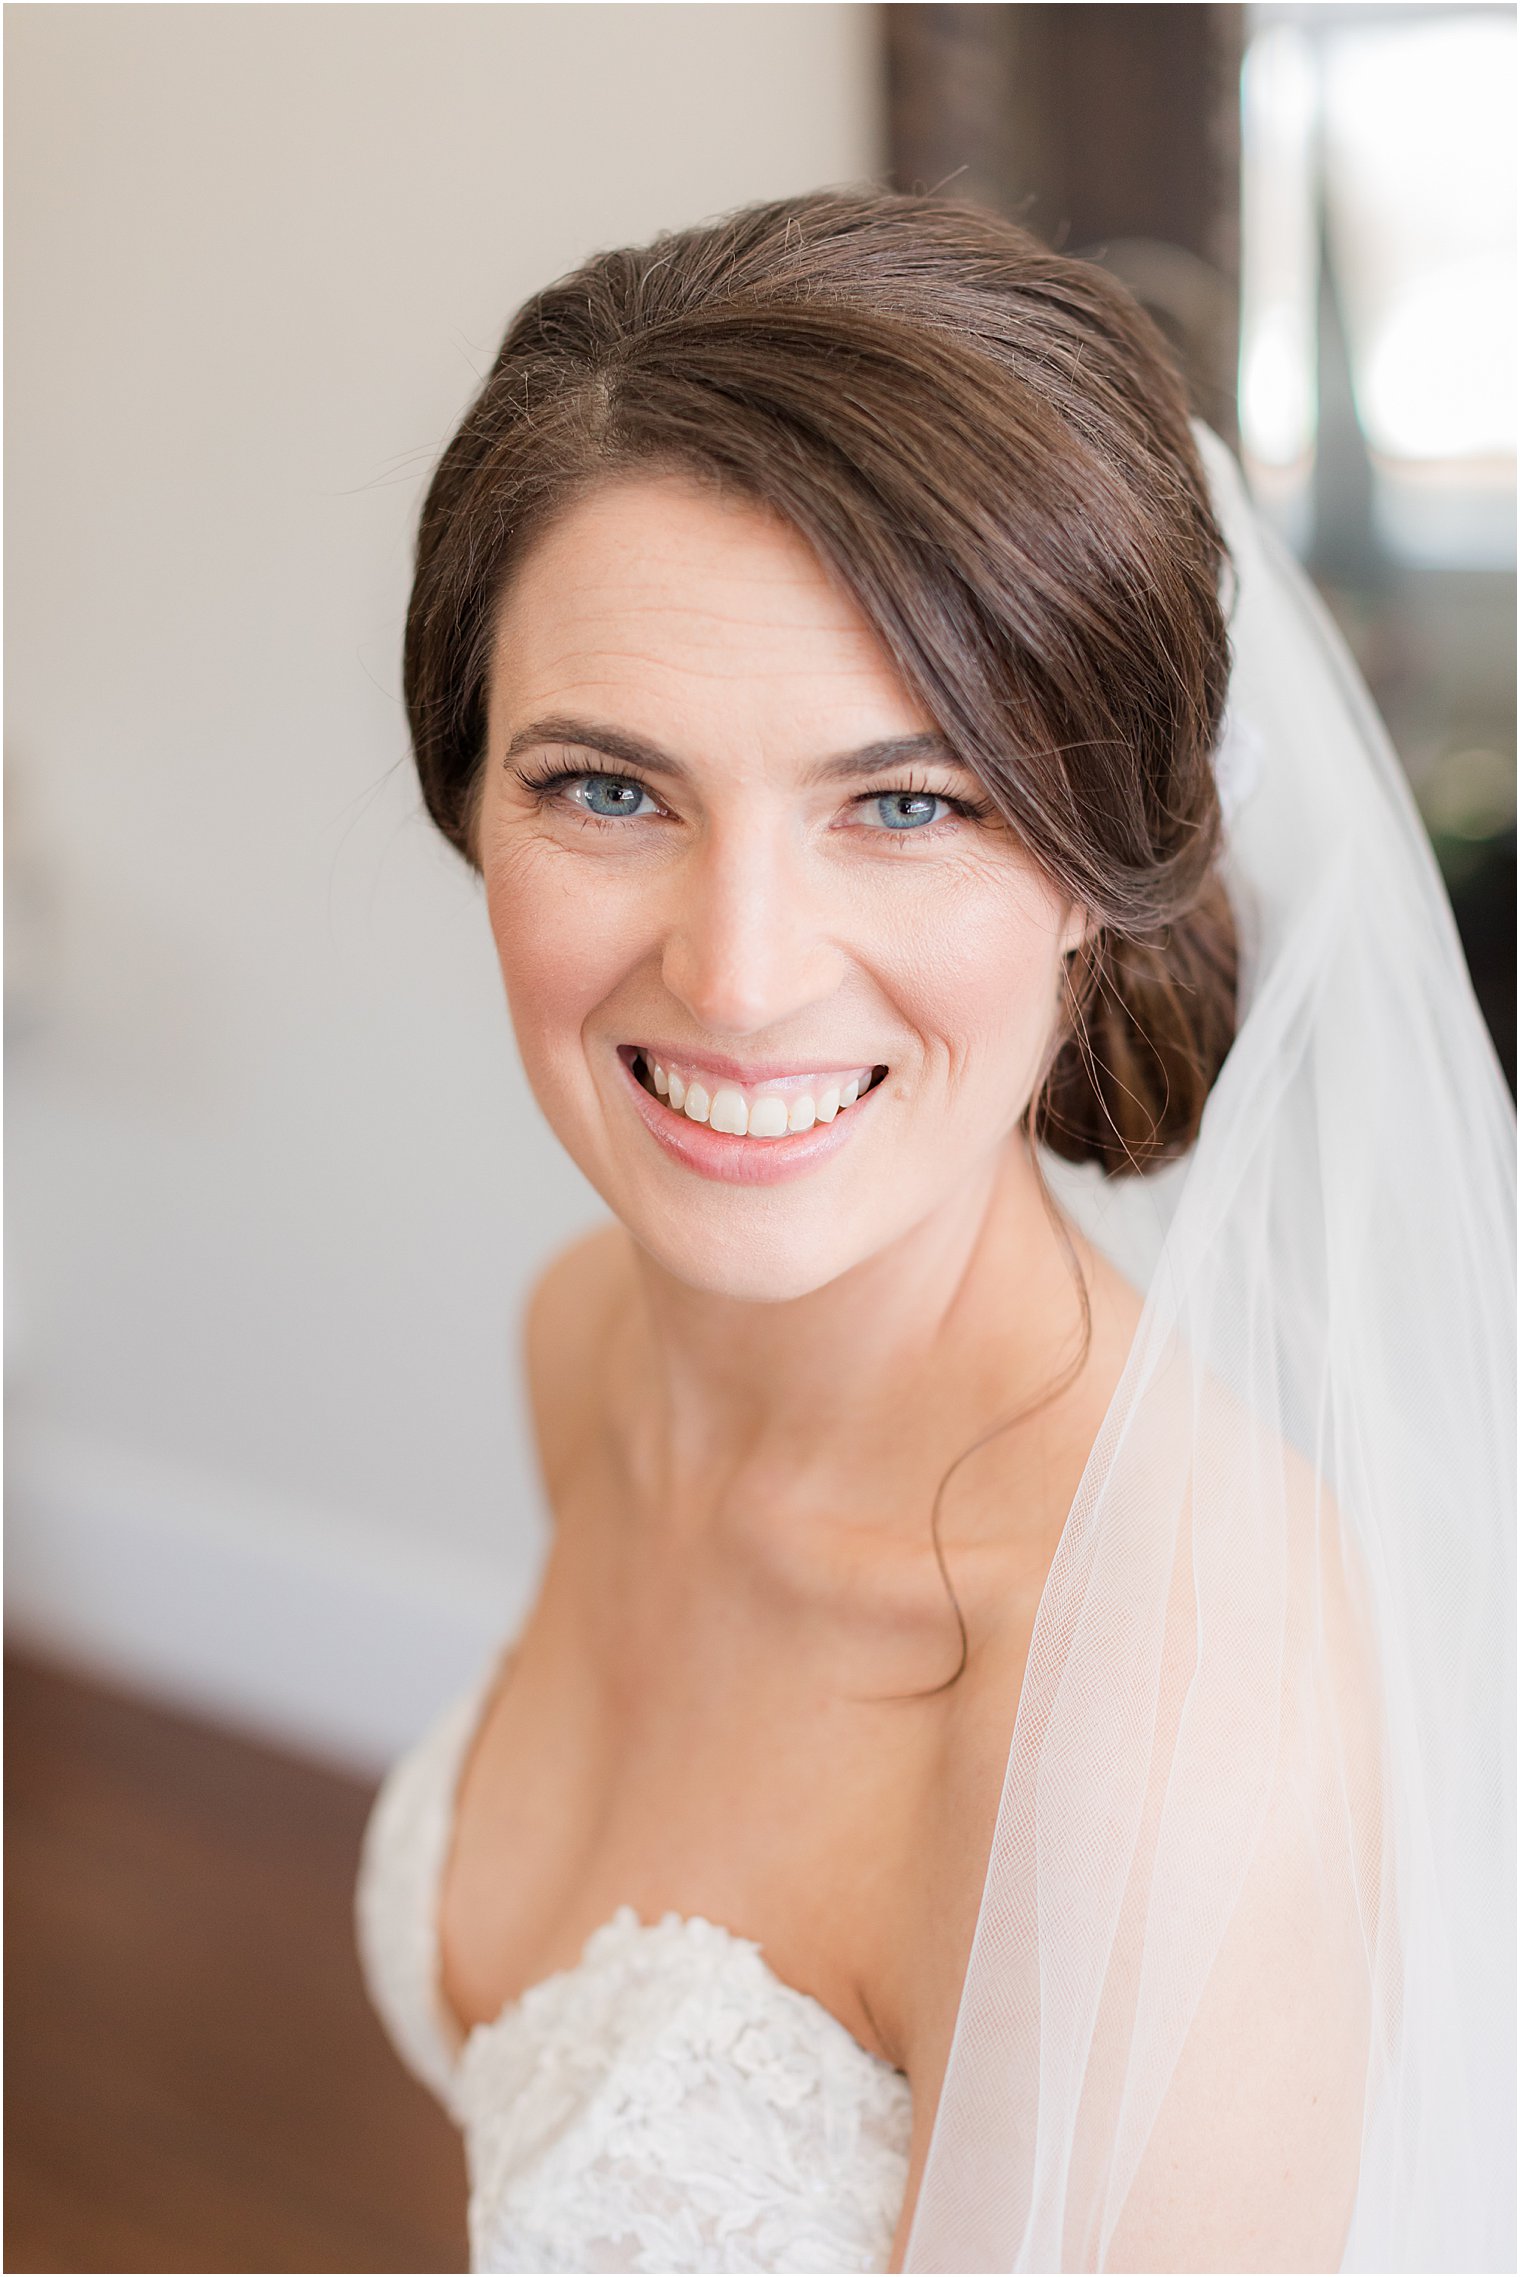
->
[483,844,644,1078]
[870,863,1070,1107]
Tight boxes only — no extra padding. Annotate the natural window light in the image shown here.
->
[1240,5,1516,566]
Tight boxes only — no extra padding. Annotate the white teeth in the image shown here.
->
[640,1054,878,1140]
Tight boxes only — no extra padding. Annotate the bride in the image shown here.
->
[357,191,1515,2273]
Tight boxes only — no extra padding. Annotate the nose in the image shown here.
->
[659,824,847,1040]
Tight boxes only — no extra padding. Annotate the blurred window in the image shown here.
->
[1242,4,1516,568]
[1239,1,1515,1087]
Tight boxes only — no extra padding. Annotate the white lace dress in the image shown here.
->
[354,1668,914,2273]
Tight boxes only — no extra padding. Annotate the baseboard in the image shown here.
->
[4,1426,535,1779]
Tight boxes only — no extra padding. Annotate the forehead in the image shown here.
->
[486,473,932,753]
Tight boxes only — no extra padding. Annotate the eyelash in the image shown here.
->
[511,763,993,838]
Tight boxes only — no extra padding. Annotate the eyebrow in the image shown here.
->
[503,714,967,787]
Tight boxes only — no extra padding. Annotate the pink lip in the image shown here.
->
[615,1051,884,1186]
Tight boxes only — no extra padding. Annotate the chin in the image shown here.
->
[624,1203,886,1306]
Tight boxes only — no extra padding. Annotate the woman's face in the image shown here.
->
[478,474,1084,1303]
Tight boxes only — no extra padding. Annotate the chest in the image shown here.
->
[436,1500,1033,2077]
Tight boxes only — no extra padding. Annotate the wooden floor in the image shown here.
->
[4,1653,469,2274]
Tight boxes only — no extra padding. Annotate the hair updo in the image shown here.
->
[405,188,1238,1177]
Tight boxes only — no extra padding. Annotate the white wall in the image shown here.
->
[4,3,882,1774]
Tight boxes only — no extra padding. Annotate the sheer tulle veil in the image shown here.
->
[904,425,1516,2273]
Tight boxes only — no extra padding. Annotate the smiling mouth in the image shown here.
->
[624,1048,888,1141]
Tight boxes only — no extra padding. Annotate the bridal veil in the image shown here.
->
[904,426,1516,2273]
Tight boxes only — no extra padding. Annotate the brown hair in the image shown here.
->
[404,188,1237,1176]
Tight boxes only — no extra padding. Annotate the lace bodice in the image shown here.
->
[354,1665,913,2273]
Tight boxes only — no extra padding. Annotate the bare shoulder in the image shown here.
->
[882,1321,1381,2273]
[882,1247,1356,2277]
[520,1220,636,1502]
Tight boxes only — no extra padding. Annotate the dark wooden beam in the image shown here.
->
[884,3,1243,438]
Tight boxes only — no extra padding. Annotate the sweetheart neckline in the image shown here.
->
[457,1900,910,2084]
[426,1663,907,2084]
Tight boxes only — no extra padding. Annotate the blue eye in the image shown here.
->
[871,791,947,830]
[571,775,654,819]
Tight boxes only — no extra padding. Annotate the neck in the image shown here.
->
[608,1133,1090,1532]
